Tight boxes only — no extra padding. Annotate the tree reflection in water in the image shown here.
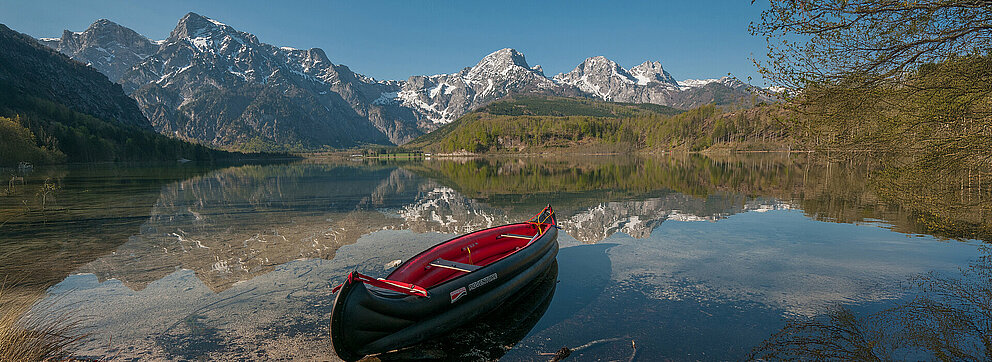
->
[403,154,991,243]
[750,248,991,360]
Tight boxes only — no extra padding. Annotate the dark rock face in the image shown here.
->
[0,23,153,130]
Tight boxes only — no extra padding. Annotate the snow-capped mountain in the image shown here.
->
[39,19,159,82]
[120,13,400,148]
[39,14,774,149]
[553,56,771,109]
[553,56,680,100]
[382,48,569,124]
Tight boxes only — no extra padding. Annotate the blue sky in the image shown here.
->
[0,0,770,84]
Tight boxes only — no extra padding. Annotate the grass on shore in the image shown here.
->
[0,283,86,361]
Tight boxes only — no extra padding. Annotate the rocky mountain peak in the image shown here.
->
[111,12,397,149]
[87,18,123,32]
[80,19,155,51]
[587,56,637,81]
[677,76,747,90]
[392,48,558,126]
[167,12,257,45]
[585,55,621,67]
[55,29,80,48]
[482,48,529,68]
[630,60,678,86]
[39,18,158,82]
[552,55,640,100]
[553,56,694,101]
[169,12,217,40]
[280,46,334,75]
[0,23,153,130]
[467,48,540,80]
[304,47,330,63]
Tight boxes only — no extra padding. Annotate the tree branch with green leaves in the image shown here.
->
[751,0,992,89]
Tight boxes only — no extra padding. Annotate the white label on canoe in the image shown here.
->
[450,287,467,303]
[468,273,498,291]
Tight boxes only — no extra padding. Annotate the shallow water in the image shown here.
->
[1,155,985,360]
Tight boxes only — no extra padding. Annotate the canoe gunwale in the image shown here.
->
[390,221,547,292]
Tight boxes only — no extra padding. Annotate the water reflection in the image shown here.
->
[1,154,984,360]
[49,230,451,360]
[68,159,805,295]
[750,248,992,360]
[406,154,990,242]
[0,164,220,299]
[76,164,420,292]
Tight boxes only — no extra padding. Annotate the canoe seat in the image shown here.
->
[499,234,535,240]
[429,258,482,273]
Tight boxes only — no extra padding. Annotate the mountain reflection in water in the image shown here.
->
[69,159,804,295]
[3,154,983,360]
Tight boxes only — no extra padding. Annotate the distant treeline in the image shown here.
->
[477,95,683,118]
[405,95,793,153]
[0,88,287,166]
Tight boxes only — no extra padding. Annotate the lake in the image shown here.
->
[1,154,987,360]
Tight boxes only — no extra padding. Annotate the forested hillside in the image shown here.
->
[0,89,240,165]
[405,95,794,153]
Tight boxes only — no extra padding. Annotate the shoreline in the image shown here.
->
[299,148,823,160]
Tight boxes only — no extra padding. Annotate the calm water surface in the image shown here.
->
[0,155,985,360]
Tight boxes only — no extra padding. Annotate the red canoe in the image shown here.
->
[329,205,560,361]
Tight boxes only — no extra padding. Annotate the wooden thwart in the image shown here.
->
[429,258,482,273]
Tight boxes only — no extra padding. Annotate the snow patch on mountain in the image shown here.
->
[206,18,227,27]
[677,77,744,91]
[633,74,651,85]
[372,91,399,105]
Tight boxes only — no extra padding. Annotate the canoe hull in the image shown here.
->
[376,260,559,360]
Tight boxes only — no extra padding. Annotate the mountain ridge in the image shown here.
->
[118,12,395,150]
[0,22,249,164]
[0,23,152,131]
[37,14,775,150]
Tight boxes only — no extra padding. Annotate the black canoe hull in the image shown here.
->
[377,260,559,360]
[330,225,559,361]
